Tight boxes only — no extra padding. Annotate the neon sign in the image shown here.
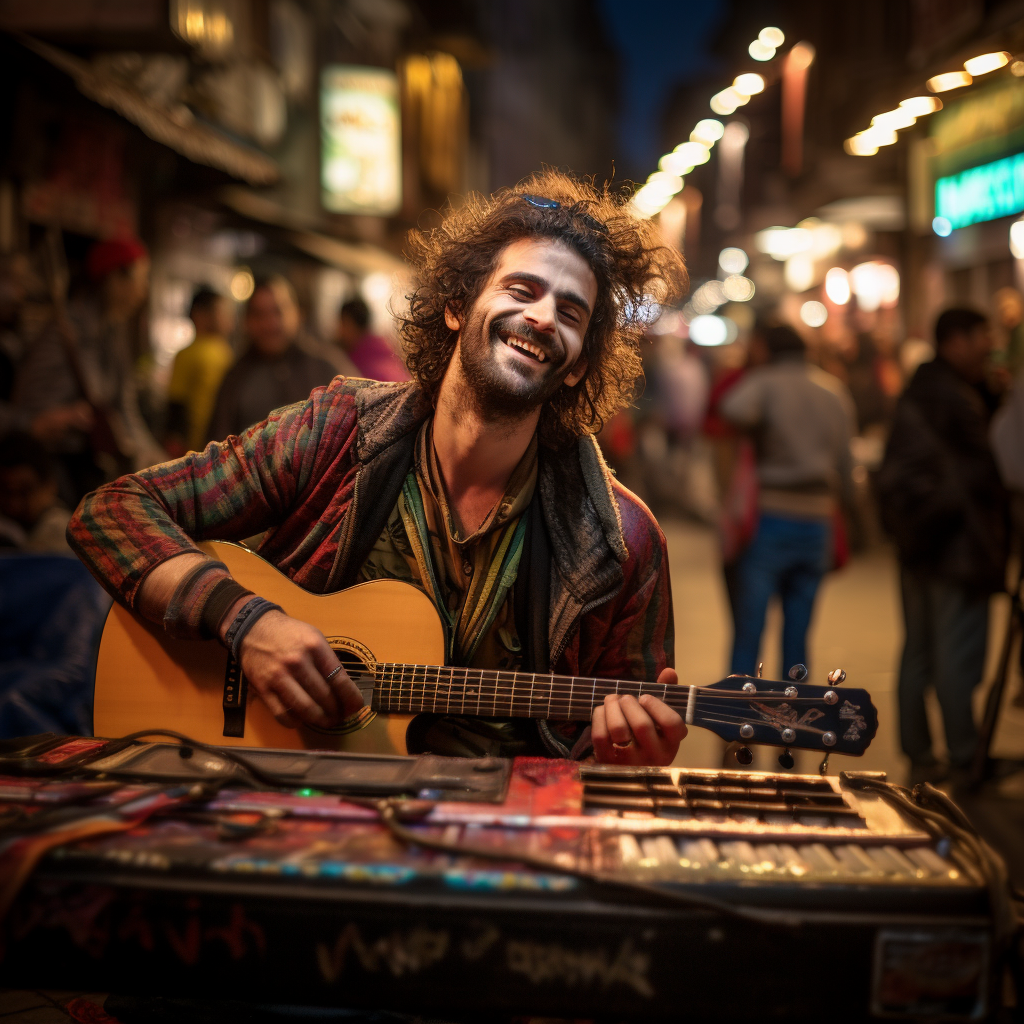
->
[935,152,1024,230]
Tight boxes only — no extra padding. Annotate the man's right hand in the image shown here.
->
[234,609,365,729]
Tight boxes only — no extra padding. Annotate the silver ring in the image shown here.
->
[611,738,634,750]
[325,665,344,681]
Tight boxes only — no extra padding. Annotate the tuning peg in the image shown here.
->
[787,663,808,681]
[827,668,846,685]
[756,662,763,679]
[778,749,794,769]
[735,746,753,766]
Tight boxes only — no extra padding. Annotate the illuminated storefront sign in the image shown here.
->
[320,66,401,215]
[935,152,1024,230]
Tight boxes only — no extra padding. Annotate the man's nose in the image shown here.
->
[524,295,557,333]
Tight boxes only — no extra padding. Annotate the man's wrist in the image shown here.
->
[217,594,258,644]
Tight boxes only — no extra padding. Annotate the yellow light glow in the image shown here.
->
[710,90,739,115]
[691,118,726,144]
[927,71,972,92]
[845,136,877,156]
[824,267,851,305]
[759,26,785,47]
[1012,61,1024,77]
[788,41,815,71]
[748,39,775,61]
[1010,219,1024,259]
[674,141,711,166]
[963,51,1010,76]
[658,152,693,175]
[631,185,672,218]
[871,108,917,131]
[733,73,765,96]
[230,269,255,302]
[646,171,684,195]
[899,95,943,116]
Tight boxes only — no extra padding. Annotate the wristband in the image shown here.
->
[201,578,254,638]
[163,558,229,639]
[223,596,283,660]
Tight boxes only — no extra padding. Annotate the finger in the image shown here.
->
[639,693,687,740]
[309,642,365,717]
[257,686,299,729]
[602,694,633,747]
[618,694,667,760]
[656,667,678,687]
[287,654,342,724]
[271,675,331,728]
[591,704,614,763]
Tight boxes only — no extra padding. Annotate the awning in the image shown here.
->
[219,185,409,277]
[21,36,280,187]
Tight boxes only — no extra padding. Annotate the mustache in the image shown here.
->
[489,314,560,360]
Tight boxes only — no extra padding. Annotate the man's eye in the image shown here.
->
[509,287,531,299]
[560,308,580,323]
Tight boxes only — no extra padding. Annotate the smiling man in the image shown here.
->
[68,171,689,765]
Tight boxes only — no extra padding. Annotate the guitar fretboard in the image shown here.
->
[372,664,672,720]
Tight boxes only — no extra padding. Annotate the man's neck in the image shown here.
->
[433,373,539,536]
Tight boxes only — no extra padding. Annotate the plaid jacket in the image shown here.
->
[69,378,674,684]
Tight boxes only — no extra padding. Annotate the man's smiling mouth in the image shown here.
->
[502,332,549,363]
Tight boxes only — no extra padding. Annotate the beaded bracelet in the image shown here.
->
[223,596,283,661]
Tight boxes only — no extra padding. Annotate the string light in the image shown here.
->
[927,71,972,93]
[963,51,1010,76]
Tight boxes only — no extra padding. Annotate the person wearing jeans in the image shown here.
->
[877,309,1008,785]
[720,323,855,679]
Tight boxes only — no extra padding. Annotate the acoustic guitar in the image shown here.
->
[93,541,878,758]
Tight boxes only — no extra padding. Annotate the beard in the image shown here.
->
[455,308,574,423]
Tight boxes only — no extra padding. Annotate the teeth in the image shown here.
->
[506,335,547,362]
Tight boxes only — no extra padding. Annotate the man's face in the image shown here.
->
[0,465,56,529]
[942,323,992,382]
[246,284,299,357]
[445,237,597,420]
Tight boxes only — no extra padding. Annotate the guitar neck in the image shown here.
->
[372,664,670,721]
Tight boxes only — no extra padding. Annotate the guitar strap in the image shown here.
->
[514,490,551,674]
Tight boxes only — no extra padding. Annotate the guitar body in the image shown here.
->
[93,541,445,755]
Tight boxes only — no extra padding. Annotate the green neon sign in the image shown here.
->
[935,152,1024,230]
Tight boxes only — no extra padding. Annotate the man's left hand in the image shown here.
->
[591,668,686,765]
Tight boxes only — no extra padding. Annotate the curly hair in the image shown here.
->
[398,169,688,446]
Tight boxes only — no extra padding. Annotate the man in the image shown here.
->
[69,171,688,765]
[336,296,410,381]
[0,431,72,553]
[164,288,236,456]
[208,276,336,440]
[13,237,163,502]
[720,323,855,678]
[877,309,1008,784]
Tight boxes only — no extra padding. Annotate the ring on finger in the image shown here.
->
[611,738,634,750]
[325,665,344,682]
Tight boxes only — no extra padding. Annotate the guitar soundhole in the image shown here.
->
[306,638,378,737]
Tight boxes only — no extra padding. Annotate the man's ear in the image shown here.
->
[563,355,588,388]
[444,306,461,332]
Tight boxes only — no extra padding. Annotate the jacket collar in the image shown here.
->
[351,380,627,597]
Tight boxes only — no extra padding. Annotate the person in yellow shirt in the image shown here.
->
[165,288,236,456]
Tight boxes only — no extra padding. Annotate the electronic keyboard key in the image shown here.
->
[833,844,881,875]
[776,843,812,876]
[799,843,843,874]
[905,846,958,879]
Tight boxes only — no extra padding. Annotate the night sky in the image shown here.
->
[597,0,731,177]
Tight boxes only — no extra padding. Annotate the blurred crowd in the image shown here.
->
[1,234,1024,786]
[0,237,408,735]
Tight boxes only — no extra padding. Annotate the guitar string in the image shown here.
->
[371,663,845,705]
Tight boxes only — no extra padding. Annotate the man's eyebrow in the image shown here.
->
[502,271,591,315]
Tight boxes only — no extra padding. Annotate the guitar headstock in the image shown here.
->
[693,675,878,755]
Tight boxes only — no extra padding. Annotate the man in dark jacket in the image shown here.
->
[877,308,1008,783]
[69,171,688,765]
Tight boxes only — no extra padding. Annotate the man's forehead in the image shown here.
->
[492,237,597,296]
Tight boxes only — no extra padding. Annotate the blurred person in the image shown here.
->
[12,237,163,503]
[208,276,337,440]
[0,431,72,553]
[164,288,235,456]
[68,170,689,766]
[877,309,1009,785]
[720,323,855,678]
[336,296,410,381]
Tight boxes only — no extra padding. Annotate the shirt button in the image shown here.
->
[462,559,472,577]
[499,502,511,517]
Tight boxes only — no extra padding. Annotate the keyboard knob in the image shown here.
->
[778,749,795,769]
[787,663,808,681]
[735,746,753,765]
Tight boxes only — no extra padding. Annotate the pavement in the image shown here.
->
[663,518,1024,884]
